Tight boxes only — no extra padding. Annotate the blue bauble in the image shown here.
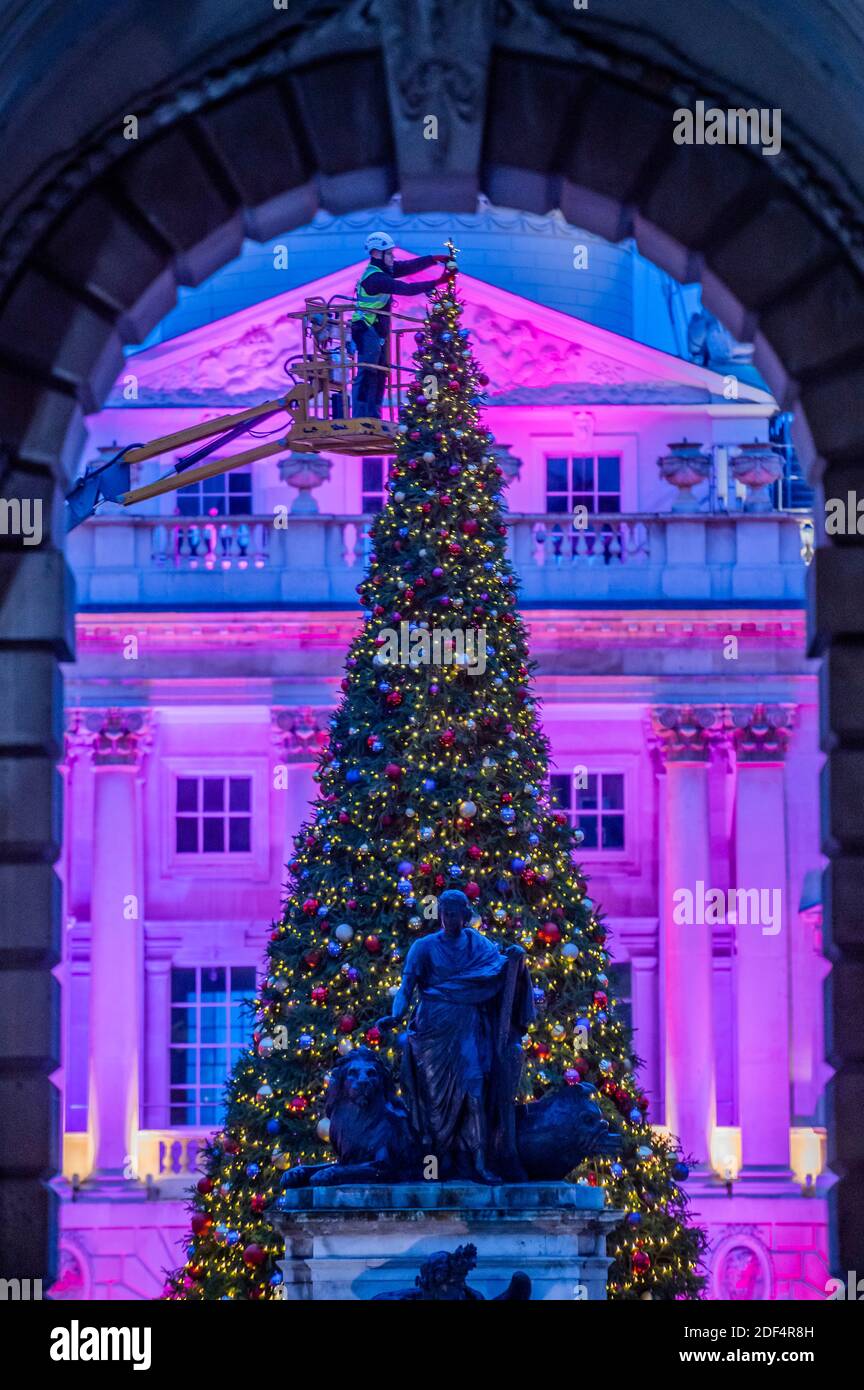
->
[270,1271,284,1286]
[246,1162,260,1178]
[422,778,436,792]
[267,1118,280,1134]
[627,1211,642,1226]
[511,857,526,872]
[441,332,452,341]
[611,1162,624,1178]
[672,1162,690,1181]
[299,1033,313,1049]
[327,941,342,957]
[448,863,462,877]
[629,1107,642,1123]
[346,769,361,784]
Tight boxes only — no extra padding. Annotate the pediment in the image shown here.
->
[108,251,772,409]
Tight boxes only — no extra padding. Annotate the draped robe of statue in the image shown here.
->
[398,927,535,1177]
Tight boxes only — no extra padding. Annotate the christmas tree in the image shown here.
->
[166,244,707,1301]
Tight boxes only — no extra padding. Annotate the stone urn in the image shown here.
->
[657,440,712,512]
[278,452,332,514]
[730,440,783,512]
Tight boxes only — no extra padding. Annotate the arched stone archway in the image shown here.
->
[1,0,861,1285]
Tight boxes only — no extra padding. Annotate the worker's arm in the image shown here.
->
[390,254,446,278]
[363,268,447,297]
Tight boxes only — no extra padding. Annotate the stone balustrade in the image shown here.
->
[67,511,812,607]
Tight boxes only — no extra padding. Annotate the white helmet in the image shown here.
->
[365,231,395,253]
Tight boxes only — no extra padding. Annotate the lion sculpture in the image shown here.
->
[280,1048,419,1188]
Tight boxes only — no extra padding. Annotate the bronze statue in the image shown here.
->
[279,892,622,1191]
[370,1243,531,1301]
[378,889,534,1182]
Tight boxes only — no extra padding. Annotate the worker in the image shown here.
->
[352,232,449,418]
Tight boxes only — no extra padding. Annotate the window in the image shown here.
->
[175,775,252,855]
[361,456,388,512]
[546,455,621,515]
[169,966,256,1125]
[550,770,626,851]
[607,962,632,1035]
[176,469,252,517]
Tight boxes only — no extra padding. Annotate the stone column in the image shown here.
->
[271,708,329,871]
[84,710,150,1185]
[730,704,795,1180]
[651,706,719,1164]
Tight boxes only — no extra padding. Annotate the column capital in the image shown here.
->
[729,703,796,763]
[271,706,330,764]
[82,708,152,767]
[649,704,722,764]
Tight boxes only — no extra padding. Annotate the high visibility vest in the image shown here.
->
[352,263,390,326]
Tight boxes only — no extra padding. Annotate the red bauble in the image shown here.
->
[461,519,479,536]
[302,949,323,970]
[223,1137,240,1155]
[338,1014,357,1033]
[289,1095,308,1113]
[191,1214,211,1235]
[250,1194,266,1214]
[365,1026,382,1046]
[339,811,350,824]
[365,934,382,954]
[302,897,319,915]
[465,881,480,900]
[574,1057,590,1078]
[632,1250,651,1274]
[347,899,358,910]
[434,873,446,889]
[419,861,432,874]
[385,691,402,707]
[539,922,561,944]
[243,1243,267,1268]
[385,762,402,780]
[448,543,462,556]
[467,844,482,859]
[501,792,513,803]
[534,1040,551,1058]
[311,986,328,1004]
[439,729,455,747]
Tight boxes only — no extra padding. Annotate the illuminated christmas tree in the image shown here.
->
[166,244,707,1301]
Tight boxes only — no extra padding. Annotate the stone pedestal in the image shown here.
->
[271,1183,621,1301]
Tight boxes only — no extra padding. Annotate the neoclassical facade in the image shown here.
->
[49,210,828,1300]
